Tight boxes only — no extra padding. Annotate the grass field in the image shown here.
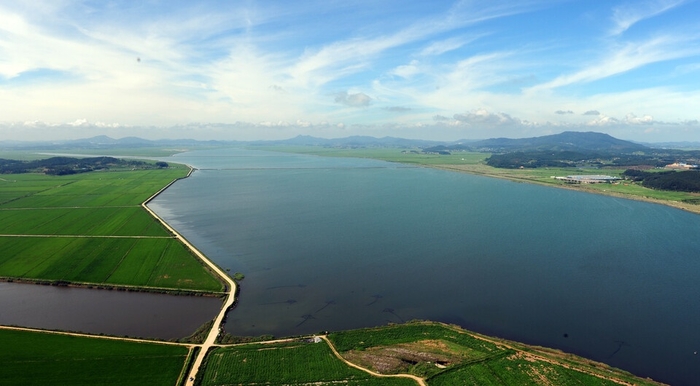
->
[195,322,663,386]
[0,165,223,291]
[0,328,189,386]
[329,323,500,354]
[328,322,664,386]
[428,354,625,385]
[198,340,416,386]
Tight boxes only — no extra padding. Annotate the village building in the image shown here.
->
[553,175,621,184]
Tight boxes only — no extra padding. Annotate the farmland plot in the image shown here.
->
[0,165,223,291]
[200,341,415,386]
[0,328,188,386]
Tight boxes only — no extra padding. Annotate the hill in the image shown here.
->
[448,131,648,152]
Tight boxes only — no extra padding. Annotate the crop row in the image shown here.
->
[0,207,171,236]
[0,168,187,208]
[0,236,222,291]
[429,355,624,386]
[0,207,171,237]
[0,328,188,386]
[0,166,225,290]
[200,342,413,386]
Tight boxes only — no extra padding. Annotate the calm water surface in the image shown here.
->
[0,282,222,339]
[149,148,700,385]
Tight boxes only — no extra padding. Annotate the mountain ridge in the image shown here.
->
[0,131,668,152]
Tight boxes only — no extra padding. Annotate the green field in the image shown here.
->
[0,165,223,291]
[329,323,499,354]
[427,355,624,385]
[196,322,663,386]
[0,328,189,386]
[328,322,662,385]
[198,341,415,386]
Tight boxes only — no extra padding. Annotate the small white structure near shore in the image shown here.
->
[665,162,699,170]
[553,175,620,184]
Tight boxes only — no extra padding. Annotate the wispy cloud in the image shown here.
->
[526,34,700,93]
[287,1,539,88]
[383,106,412,112]
[419,35,482,56]
[334,91,372,107]
[1,1,699,142]
[610,0,687,35]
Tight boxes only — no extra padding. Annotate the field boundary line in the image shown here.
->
[0,205,141,210]
[176,346,197,386]
[0,276,227,296]
[0,234,173,238]
[0,324,192,347]
[320,335,427,386]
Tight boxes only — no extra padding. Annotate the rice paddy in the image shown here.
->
[0,165,223,291]
[0,328,189,386]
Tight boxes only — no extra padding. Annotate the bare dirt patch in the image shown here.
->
[341,339,474,374]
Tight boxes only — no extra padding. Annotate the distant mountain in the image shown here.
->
[250,135,443,148]
[465,131,648,152]
[0,136,233,150]
[0,131,678,153]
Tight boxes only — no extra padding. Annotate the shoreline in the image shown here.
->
[0,277,225,297]
[141,165,238,386]
[433,164,700,216]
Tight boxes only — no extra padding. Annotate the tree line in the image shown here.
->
[622,169,700,193]
[485,150,696,169]
[0,156,154,175]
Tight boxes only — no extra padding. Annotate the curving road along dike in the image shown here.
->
[142,167,237,386]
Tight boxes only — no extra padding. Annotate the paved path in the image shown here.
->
[142,167,237,386]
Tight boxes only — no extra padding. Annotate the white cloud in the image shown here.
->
[453,108,519,126]
[334,92,372,107]
[383,106,412,112]
[586,115,620,126]
[611,0,687,35]
[624,113,655,124]
[1,1,699,143]
[390,60,420,78]
[419,35,479,56]
[526,35,700,93]
[673,62,700,74]
[287,1,538,88]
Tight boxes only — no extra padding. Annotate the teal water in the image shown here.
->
[149,148,700,385]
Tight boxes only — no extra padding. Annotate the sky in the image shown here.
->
[1,0,700,142]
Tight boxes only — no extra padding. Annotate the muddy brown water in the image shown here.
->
[0,282,222,339]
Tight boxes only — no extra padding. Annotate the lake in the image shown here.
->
[149,147,700,385]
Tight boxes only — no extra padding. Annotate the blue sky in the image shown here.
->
[1,0,699,142]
